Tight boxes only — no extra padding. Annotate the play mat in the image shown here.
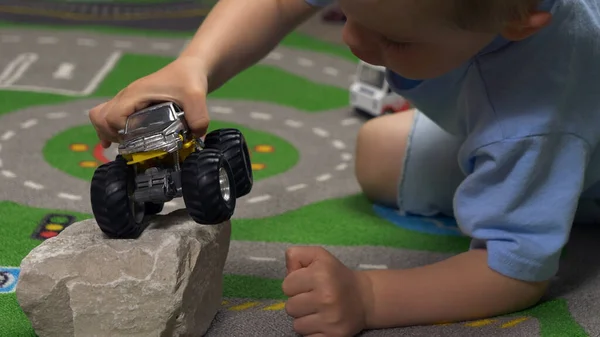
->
[0,17,598,337]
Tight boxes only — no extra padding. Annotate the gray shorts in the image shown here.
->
[397,110,600,223]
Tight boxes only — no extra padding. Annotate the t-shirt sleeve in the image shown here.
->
[303,0,336,7]
[454,134,590,282]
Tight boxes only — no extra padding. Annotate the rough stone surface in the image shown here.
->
[15,209,231,337]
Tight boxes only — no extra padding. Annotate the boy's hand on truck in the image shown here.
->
[88,56,212,148]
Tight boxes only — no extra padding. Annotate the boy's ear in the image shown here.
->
[501,11,552,41]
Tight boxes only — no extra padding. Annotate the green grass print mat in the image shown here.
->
[0,21,596,337]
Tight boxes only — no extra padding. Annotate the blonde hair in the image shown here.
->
[446,0,542,31]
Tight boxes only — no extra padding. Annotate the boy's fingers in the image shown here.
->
[282,268,315,296]
[285,246,329,274]
[103,98,131,133]
[180,92,210,137]
[89,101,107,116]
[91,81,210,141]
[284,292,318,318]
[89,101,120,144]
[88,101,108,129]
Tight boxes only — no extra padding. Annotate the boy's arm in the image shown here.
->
[179,0,322,93]
[358,134,588,328]
[358,250,548,328]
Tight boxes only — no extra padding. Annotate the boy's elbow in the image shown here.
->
[508,277,550,311]
[526,279,550,303]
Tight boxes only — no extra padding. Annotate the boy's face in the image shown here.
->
[338,0,499,80]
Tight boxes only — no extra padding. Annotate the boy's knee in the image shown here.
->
[355,111,415,206]
[355,116,386,180]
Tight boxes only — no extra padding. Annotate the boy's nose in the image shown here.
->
[342,20,382,64]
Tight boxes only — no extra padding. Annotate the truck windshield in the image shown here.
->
[126,107,176,133]
[358,65,385,89]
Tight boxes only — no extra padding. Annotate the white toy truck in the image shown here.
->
[349,60,411,117]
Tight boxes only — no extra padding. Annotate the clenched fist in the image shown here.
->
[282,246,373,337]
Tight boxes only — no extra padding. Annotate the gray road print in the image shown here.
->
[224,241,454,280]
[0,28,363,218]
[0,37,121,95]
[207,297,541,337]
[0,99,363,218]
[0,28,357,95]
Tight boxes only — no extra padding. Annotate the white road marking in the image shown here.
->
[249,256,276,262]
[316,174,332,182]
[76,38,97,47]
[114,40,132,48]
[247,195,271,203]
[46,111,69,119]
[1,130,15,141]
[266,52,282,60]
[0,53,39,86]
[297,57,314,67]
[151,42,171,50]
[24,181,44,190]
[341,152,353,161]
[57,193,82,201]
[0,35,20,43]
[336,163,348,171]
[323,67,339,76]
[358,264,388,270]
[286,183,307,192]
[284,119,303,128]
[1,170,16,178]
[81,51,122,95]
[312,127,329,137]
[332,140,346,150]
[37,36,58,44]
[341,118,359,126]
[20,119,38,129]
[53,63,75,80]
[0,85,88,96]
[210,106,233,114]
[250,111,272,120]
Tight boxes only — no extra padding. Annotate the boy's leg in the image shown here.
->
[355,109,415,207]
[355,109,465,217]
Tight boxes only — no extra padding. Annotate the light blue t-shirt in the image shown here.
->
[306,0,600,282]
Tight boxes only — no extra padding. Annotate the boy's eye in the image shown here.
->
[380,36,412,50]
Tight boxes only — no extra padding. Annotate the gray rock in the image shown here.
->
[16,209,231,337]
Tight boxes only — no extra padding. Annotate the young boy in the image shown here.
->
[89,0,600,335]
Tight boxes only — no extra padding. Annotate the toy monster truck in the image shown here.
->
[90,102,253,239]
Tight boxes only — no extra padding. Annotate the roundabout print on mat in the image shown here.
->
[43,120,299,182]
[372,204,465,237]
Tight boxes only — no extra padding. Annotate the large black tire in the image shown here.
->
[204,128,253,198]
[181,149,236,224]
[90,156,147,239]
[145,202,164,215]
